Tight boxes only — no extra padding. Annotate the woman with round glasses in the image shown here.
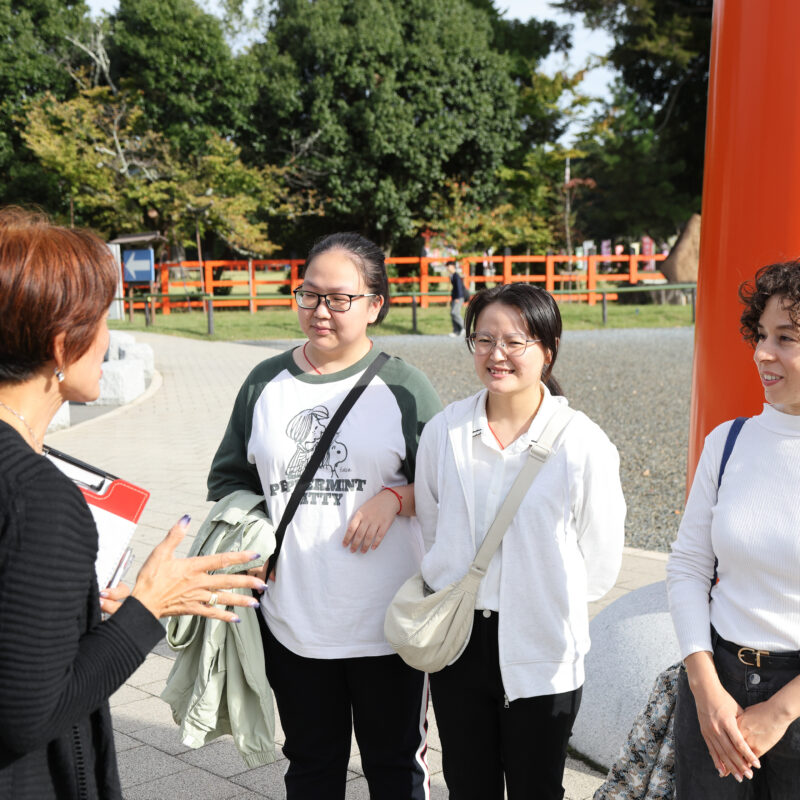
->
[414,283,625,799]
[208,232,441,800]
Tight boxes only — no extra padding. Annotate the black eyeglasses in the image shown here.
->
[293,289,377,312]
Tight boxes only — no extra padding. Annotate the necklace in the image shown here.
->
[302,342,322,375]
[0,399,41,452]
[486,420,506,450]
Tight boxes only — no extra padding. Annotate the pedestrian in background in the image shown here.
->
[448,261,467,337]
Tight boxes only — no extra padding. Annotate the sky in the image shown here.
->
[85,0,616,135]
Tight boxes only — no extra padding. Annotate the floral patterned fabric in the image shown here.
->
[593,662,682,800]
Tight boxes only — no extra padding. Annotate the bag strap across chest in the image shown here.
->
[711,415,748,592]
[267,351,390,576]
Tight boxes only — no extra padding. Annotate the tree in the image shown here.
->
[21,85,290,256]
[464,0,572,67]
[556,0,711,220]
[244,0,519,250]
[108,0,259,155]
[464,0,574,149]
[573,81,695,242]
[418,180,535,258]
[0,0,92,209]
[457,4,589,254]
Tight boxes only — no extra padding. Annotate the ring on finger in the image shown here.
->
[207,592,219,608]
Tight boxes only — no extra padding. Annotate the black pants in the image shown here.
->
[260,617,430,800]
[675,630,800,799]
[429,610,582,800]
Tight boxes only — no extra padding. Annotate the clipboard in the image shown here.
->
[43,446,150,589]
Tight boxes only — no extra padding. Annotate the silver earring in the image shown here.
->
[54,367,65,383]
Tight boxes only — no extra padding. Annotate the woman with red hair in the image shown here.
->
[0,208,265,799]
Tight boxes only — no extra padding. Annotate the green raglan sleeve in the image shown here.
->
[207,353,291,503]
[382,358,443,483]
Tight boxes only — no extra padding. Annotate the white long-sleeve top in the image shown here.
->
[666,404,800,659]
[415,387,625,701]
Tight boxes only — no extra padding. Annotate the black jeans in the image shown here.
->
[429,610,582,800]
[675,630,800,799]
[260,617,430,800]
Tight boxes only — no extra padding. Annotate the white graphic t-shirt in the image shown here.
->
[208,348,441,658]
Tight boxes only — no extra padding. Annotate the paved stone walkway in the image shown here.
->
[47,332,668,800]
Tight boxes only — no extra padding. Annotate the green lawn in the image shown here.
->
[109,302,694,341]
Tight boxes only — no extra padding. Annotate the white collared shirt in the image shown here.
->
[471,392,539,611]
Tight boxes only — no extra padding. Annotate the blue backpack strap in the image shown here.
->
[717,416,747,488]
[711,416,748,593]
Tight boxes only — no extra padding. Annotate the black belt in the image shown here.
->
[713,628,800,669]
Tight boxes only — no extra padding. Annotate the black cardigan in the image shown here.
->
[0,422,164,799]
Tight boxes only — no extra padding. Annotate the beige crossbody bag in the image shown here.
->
[384,405,575,673]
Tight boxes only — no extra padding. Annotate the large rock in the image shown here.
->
[661,214,700,284]
[120,341,155,382]
[107,330,136,361]
[90,359,145,405]
[570,581,681,770]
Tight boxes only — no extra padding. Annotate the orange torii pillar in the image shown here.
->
[688,0,800,487]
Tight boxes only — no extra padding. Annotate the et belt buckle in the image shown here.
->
[737,647,769,668]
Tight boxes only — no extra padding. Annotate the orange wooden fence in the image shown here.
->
[122,254,667,315]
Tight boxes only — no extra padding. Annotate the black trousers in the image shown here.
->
[429,610,582,800]
[260,617,430,800]
[675,630,800,799]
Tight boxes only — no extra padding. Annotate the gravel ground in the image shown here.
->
[247,327,694,552]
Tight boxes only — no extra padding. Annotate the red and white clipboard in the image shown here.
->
[43,446,150,589]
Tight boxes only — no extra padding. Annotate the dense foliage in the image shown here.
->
[0,0,710,256]
[558,0,712,240]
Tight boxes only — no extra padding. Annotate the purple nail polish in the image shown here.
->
[249,599,260,607]
[230,616,241,623]
[179,514,191,526]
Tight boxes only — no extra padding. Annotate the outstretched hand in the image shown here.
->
[130,516,268,621]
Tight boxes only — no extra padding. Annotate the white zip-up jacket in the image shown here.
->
[415,387,625,700]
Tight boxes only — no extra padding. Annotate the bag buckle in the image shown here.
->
[528,442,550,462]
[737,647,769,667]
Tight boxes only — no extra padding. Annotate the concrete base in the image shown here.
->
[121,342,155,382]
[108,330,136,361]
[91,359,146,405]
[570,580,681,770]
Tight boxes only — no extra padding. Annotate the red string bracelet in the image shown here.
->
[381,485,402,514]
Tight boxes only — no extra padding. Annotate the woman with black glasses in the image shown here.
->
[414,283,625,799]
[208,233,441,800]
